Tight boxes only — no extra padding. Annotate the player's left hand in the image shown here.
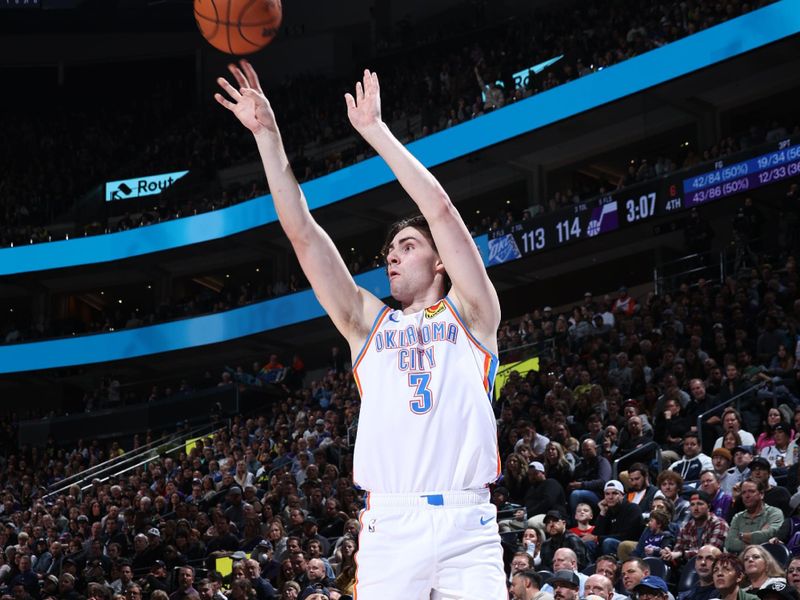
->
[345,69,382,132]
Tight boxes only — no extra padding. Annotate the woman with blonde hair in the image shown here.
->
[543,441,573,495]
[739,545,786,591]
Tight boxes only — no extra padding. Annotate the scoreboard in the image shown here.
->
[487,136,799,266]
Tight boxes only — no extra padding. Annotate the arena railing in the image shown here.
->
[695,380,770,449]
[43,420,225,502]
[653,249,725,297]
[612,441,662,480]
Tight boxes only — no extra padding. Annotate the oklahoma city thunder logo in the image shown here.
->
[424,301,446,319]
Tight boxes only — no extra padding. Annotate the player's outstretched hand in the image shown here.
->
[345,69,382,132]
[215,59,277,135]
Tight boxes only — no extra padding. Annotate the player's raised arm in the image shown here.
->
[215,60,382,347]
[345,70,501,349]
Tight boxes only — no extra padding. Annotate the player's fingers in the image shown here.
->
[355,81,363,102]
[240,59,263,93]
[344,93,355,110]
[217,77,242,100]
[214,93,235,110]
[371,71,380,93]
[227,63,249,90]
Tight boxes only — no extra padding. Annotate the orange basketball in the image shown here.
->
[194,0,282,55]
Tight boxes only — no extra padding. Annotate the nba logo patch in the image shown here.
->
[424,301,445,319]
[368,519,376,533]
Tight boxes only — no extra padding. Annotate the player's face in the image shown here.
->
[385,227,443,302]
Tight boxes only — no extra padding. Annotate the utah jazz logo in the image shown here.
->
[424,301,446,319]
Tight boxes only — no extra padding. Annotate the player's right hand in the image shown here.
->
[215,59,277,135]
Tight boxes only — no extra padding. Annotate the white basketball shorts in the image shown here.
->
[354,488,507,599]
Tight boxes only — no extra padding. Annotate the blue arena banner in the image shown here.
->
[0,234,489,373]
[0,0,797,275]
[105,170,190,202]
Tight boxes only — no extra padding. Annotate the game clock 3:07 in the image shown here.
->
[624,192,657,223]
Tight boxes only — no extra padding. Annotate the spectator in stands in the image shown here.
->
[586,480,643,558]
[699,469,733,520]
[510,570,552,600]
[662,490,728,565]
[712,553,756,600]
[624,463,659,516]
[787,557,800,594]
[669,433,713,481]
[524,461,567,519]
[539,510,588,571]
[540,550,587,597]
[629,508,674,560]
[584,573,617,600]
[567,439,611,514]
[736,457,792,517]
[615,415,652,458]
[760,423,793,471]
[739,545,786,592]
[656,470,690,527]
[502,453,529,504]
[715,409,757,449]
[620,557,651,597]
[712,448,735,495]
[676,545,722,600]
[632,576,670,600]
[725,479,783,553]
[756,409,789,453]
[612,287,637,317]
[655,397,692,458]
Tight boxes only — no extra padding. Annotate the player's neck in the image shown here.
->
[400,286,445,314]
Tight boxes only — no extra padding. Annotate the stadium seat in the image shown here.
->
[500,530,523,546]
[762,542,791,568]
[677,557,698,593]
[538,570,554,584]
[643,556,669,580]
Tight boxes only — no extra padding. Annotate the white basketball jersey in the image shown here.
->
[351,297,500,493]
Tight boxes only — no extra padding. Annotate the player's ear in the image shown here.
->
[433,255,445,275]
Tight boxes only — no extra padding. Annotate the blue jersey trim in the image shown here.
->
[442,296,499,401]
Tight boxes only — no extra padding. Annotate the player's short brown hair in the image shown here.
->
[381,215,437,259]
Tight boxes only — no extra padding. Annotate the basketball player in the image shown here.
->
[216,60,505,599]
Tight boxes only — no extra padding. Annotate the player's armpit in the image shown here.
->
[289,220,384,348]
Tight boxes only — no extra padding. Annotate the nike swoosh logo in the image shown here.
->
[480,516,495,525]
[389,312,399,322]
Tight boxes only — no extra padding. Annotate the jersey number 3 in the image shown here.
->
[408,372,433,414]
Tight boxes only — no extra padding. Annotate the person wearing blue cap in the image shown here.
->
[634,576,669,600]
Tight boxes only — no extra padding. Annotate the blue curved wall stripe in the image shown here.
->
[1,0,797,276]
[0,264,395,373]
